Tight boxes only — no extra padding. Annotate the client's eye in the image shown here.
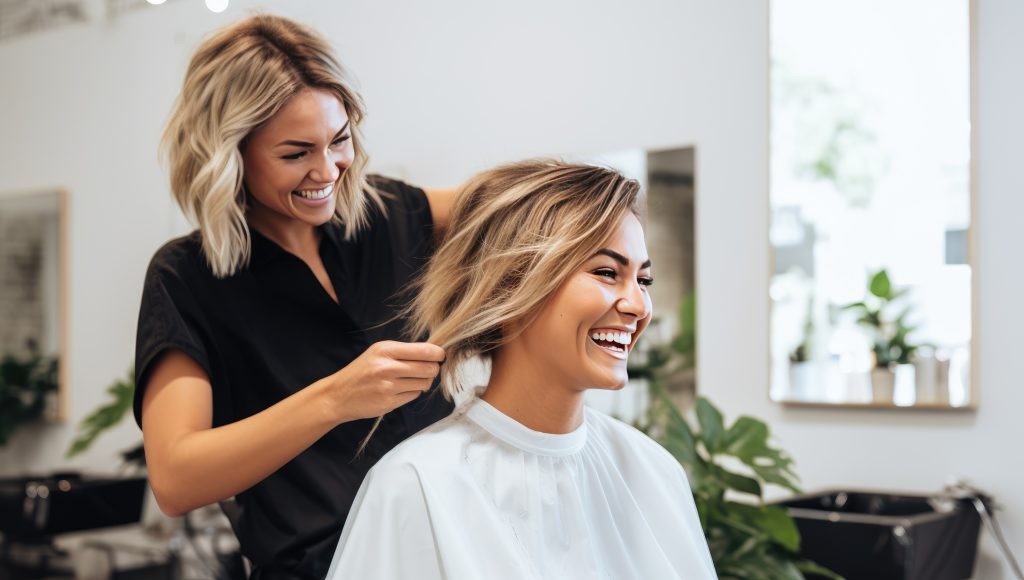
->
[593,268,617,280]
[639,277,654,287]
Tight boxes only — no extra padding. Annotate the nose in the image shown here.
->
[310,149,341,184]
[616,279,651,320]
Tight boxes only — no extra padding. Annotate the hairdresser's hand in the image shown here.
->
[318,341,445,424]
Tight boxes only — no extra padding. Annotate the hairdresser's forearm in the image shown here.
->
[148,379,342,516]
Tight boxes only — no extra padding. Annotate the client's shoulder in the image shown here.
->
[585,406,659,445]
[584,407,685,475]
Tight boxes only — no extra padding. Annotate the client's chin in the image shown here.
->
[584,369,630,391]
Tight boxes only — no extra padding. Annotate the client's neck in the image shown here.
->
[482,347,585,434]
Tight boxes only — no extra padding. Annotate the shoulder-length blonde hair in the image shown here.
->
[161,14,379,278]
[407,159,642,399]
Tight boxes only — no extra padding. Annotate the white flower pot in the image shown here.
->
[787,361,813,399]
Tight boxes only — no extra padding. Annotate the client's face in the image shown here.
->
[519,213,653,391]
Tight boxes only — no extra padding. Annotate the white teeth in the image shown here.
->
[590,331,632,348]
[294,183,334,200]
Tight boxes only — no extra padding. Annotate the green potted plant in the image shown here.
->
[0,347,59,447]
[630,301,841,579]
[642,391,840,579]
[840,269,921,402]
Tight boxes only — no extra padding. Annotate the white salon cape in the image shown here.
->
[326,396,718,580]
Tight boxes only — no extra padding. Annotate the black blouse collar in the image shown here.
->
[247,222,342,270]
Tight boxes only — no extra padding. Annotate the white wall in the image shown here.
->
[0,0,1019,576]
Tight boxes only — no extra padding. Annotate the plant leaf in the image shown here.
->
[696,397,725,453]
[718,468,762,497]
[725,416,770,459]
[754,505,801,552]
[66,369,135,458]
[869,270,891,298]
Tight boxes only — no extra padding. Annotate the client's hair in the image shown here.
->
[408,158,642,399]
[357,159,641,455]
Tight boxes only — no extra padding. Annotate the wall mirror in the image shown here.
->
[0,190,68,426]
[581,146,697,420]
[769,0,974,409]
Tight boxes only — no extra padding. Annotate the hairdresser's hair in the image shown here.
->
[408,159,642,399]
[161,14,378,277]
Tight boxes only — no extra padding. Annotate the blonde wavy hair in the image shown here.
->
[161,14,378,278]
[408,159,642,399]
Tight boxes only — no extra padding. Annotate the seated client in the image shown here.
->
[327,159,717,579]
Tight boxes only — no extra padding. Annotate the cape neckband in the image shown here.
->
[465,397,588,457]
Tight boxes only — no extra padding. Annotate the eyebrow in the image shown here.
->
[274,121,351,148]
[593,248,652,270]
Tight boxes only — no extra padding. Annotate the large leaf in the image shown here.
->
[724,416,770,459]
[752,464,802,494]
[715,466,762,498]
[696,397,725,453]
[663,428,700,466]
[665,408,698,457]
[754,505,801,552]
[717,508,767,538]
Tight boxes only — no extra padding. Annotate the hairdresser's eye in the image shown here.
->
[639,277,654,287]
[594,268,617,280]
[331,134,352,147]
[282,151,307,161]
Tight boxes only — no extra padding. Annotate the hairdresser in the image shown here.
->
[133,14,454,579]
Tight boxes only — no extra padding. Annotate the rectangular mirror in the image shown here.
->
[0,190,68,423]
[768,0,974,409]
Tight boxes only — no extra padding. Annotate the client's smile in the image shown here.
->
[588,327,635,360]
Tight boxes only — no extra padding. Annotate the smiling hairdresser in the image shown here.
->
[132,14,456,579]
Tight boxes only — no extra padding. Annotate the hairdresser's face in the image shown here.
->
[519,213,653,391]
[241,88,354,229]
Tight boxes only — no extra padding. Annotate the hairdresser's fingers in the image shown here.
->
[396,361,441,380]
[392,377,434,393]
[383,341,445,363]
[392,389,425,408]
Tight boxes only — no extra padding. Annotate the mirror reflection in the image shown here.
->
[0,190,65,432]
[768,0,973,408]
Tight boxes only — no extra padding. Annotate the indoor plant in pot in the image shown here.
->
[629,302,842,579]
[840,269,921,403]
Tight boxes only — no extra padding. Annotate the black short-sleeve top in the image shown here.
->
[133,176,454,579]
